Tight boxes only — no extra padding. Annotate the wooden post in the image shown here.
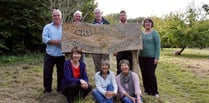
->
[132,50,141,79]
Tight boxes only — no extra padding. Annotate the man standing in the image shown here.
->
[73,10,82,23]
[113,10,133,75]
[92,8,110,72]
[42,9,65,94]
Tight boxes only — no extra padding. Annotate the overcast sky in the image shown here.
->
[95,0,209,18]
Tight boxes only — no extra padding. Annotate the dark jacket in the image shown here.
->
[61,59,88,89]
[93,17,110,24]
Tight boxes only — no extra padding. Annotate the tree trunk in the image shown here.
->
[175,47,186,55]
[131,50,141,79]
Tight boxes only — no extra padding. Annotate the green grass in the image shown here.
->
[156,48,209,103]
[0,53,43,65]
[0,48,209,103]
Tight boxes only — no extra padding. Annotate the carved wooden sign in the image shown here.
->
[62,22,142,54]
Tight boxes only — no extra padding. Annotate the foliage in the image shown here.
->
[202,4,209,15]
[152,2,209,54]
[0,0,51,54]
[105,13,144,24]
[49,0,97,23]
[128,17,144,23]
[105,13,119,24]
[0,0,97,54]
[161,13,187,48]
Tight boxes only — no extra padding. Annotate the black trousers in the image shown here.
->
[62,82,92,103]
[138,57,159,95]
[116,51,133,75]
[43,53,65,92]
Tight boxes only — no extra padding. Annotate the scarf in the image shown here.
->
[120,71,135,96]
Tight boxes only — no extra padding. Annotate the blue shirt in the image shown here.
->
[42,22,63,56]
[94,71,118,96]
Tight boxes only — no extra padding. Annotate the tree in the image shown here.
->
[49,0,97,23]
[128,17,144,23]
[202,4,209,14]
[105,13,119,24]
[0,0,51,54]
[0,0,97,54]
[156,2,209,55]
[162,13,187,55]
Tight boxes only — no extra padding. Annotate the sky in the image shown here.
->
[95,0,209,19]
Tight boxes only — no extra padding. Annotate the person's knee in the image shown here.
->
[106,84,114,91]
[121,96,132,103]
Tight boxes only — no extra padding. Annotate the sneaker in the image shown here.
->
[154,94,160,98]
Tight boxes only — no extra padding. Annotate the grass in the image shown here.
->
[0,48,209,103]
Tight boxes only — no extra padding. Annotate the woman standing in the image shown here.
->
[116,59,143,103]
[138,18,160,97]
[61,47,92,103]
[92,59,118,103]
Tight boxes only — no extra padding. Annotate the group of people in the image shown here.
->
[42,8,161,103]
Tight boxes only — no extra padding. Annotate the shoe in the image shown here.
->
[144,92,148,95]
[44,91,51,96]
[154,94,160,98]
[144,92,152,95]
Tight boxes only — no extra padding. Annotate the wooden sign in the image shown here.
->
[62,22,142,54]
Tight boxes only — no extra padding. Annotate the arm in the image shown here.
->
[105,72,118,98]
[95,73,106,96]
[42,24,61,45]
[132,72,142,101]
[42,25,50,44]
[81,63,88,82]
[80,63,89,89]
[111,72,118,95]
[153,31,160,60]
[116,75,128,97]
[63,60,80,84]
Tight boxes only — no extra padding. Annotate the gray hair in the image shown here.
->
[73,10,82,18]
[52,9,62,17]
[100,59,110,68]
[119,59,130,67]
[94,8,103,15]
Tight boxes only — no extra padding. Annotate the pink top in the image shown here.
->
[116,72,142,97]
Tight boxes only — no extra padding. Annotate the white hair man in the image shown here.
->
[92,8,110,72]
[73,10,82,22]
[42,9,65,95]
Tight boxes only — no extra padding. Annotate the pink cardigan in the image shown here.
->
[116,72,142,97]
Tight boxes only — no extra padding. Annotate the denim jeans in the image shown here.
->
[121,95,143,103]
[92,84,114,103]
